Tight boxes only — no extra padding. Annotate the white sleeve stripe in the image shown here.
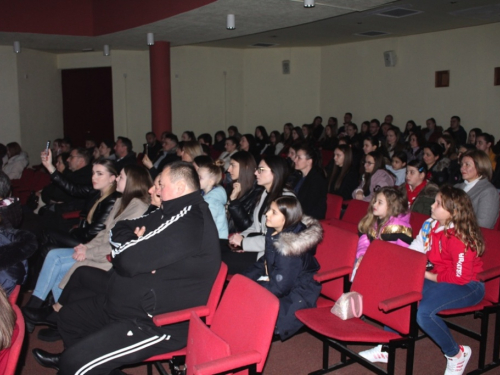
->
[111,205,192,257]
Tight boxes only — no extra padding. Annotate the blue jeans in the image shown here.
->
[33,248,76,302]
[417,279,485,357]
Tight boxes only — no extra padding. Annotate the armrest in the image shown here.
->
[194,350,262,375]
[314,266,351,283]
[379,291,422,313]
[153,306,210,327]
[477,266,500,282]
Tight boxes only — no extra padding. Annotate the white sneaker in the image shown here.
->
[359,345,388,363]
[444,345,472,375]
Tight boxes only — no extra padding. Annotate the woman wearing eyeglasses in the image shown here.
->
[353,150,395,202]
[225,155,294,274]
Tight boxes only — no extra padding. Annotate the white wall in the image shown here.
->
[0,46,21,145]
[320,23,500,134]
[58,50,151,153]
[17,49,62,161]
[170,46,244,136]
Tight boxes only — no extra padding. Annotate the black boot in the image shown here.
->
[32,349,61,371]
[22,306,57,333]
[24,295,45,309]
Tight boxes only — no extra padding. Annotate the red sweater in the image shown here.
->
[427,222,483,285]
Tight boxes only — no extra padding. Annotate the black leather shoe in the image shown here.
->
[22,306,57,327]
[38,327,62,342]
[32,348,61,370]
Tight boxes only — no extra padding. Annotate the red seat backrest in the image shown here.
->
[325,194,343,221]
[341,200,369,225]
[321,150,334,168]
[479,228,500,304]
[409,211,430,238]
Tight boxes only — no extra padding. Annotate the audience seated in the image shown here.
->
[353,150,395,202]
[327,145,359,201]
[113,136,136,172]
[423,142,450,186]
[402,159,439,216]
[2,143,29,180]
[142,133,180,179]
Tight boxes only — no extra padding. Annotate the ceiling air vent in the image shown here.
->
[376,8,422,18]
[355,31,390,37]
[250,43,278,47]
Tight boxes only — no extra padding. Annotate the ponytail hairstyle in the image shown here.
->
[297,142,324,174]
[362,150,386,197]
[439,185,484,256]
[199,159,225,186]
[358,186,408,238]
[116,165,152,218]
[328,145,352,192]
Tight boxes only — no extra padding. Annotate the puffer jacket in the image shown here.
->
[0,227,37,295]
[243,216,322,340]
[226,183,264,234]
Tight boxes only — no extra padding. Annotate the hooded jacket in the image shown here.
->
[243,216,322,340]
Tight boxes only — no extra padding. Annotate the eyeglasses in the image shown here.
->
[255,167,272,174]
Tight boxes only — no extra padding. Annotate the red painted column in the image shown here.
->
[149,41,172,136]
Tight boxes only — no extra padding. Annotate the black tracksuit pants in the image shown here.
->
[57,291,187,375]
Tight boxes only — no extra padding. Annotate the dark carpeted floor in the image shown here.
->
[16,291,497,375]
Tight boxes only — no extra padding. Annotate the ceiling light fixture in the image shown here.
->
[304,0,315,8]
[103,45,110,56]
[227,14,235,30]
[147,33,155,46]
[13,41,21,53]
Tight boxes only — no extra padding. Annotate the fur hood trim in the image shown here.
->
[433,157,450,172]
[274,215,323,257]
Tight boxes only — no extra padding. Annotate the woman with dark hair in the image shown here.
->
[311,116,324,140]
[423,143,450,186]
[402,120,419,143]
[226,151,264,234]
[406,133,424,162]
[213,131,226,152]
[265,130,284,156]
[454,149,499,229]
[291,143,327,219]
[226,155,294,274]
[327,145,359,201]
[98,140,115,160]
[467,128,482,146]
[353,150,395,202]
[22,164,152,331]
[254,126,270,154]
[360,121,370,136]
[243,196,322,340]
[292,127,304,142]
[438,134,458,161]
[239,134,260,163]
[3,142,29,180]
[421,118,442,143]
[181,131,196,142]
[327,117,338,135]
[385,127,405,158]
[280,123,294,155]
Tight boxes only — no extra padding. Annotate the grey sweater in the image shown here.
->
[455,178,499,229]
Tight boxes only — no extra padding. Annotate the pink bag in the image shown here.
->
[330,292,363,320]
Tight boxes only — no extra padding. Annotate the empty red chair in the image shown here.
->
[435,228,500,374]
[185,274,279,375]
[296,240,427,375]
[409,211,430,238]
[314,223,358,307]
[143,262,228,374]
[1,305,25,375]
[324,193,343,221]
[341,199,370,224]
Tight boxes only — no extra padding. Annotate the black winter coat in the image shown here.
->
[243,217,322,340]
[0,227,37,295]
[294,167,327,220]
[226,183,264,234]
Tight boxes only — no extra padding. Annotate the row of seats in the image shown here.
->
[297,218,500,375]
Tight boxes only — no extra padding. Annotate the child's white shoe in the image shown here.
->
[359,345,388,363]
[444,345,471,375]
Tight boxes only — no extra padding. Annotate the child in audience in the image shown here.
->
[403,159,438,216]
[242,196,322,340]
[352,186,412,279]
[0,287,17,372]
[353,151,395,202]
[197,161,229,242]
[361,186,484,375]
[386,151,407,185]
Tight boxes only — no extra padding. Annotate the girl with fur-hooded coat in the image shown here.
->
[243,215,322,340]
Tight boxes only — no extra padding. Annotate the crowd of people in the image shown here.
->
[0,112,498,375]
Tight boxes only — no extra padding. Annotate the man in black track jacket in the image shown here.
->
[32,161,221,375]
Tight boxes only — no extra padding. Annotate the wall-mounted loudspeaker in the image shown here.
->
[282,60,290,74]
[383,51,396,67]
